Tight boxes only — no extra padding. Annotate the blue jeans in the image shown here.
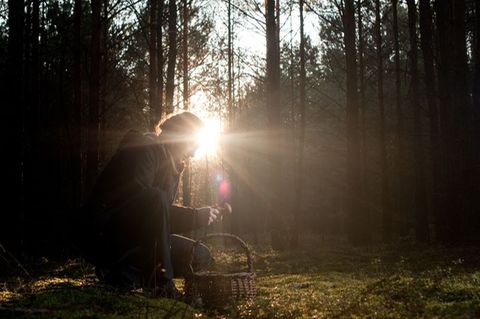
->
[89,189,212,289]
[95,234,212,289]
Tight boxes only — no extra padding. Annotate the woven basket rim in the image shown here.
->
[188,233,254,275]
[188,270,256,277]
[185,233,257,308]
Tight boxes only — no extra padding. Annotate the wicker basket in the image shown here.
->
[184,233,256,308]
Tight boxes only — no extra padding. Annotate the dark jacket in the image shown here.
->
[84,129,208,240]
[80,130,209,259]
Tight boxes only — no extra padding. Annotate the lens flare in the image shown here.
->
[188,90,223,159]
[195,117,222,158]
[218,179,232,203]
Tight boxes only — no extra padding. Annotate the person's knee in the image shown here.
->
[170,234,212,276]
[192,243,213,271]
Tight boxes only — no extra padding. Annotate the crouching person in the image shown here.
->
[78,112,229,298]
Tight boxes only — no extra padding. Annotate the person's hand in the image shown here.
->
[214,203,232,216]
[197,206,222,225]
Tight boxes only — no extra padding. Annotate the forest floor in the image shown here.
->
[1,235,480,318]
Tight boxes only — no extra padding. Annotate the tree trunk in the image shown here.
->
[266,0,285,250]
[228,0,233,128]
[344,0,368,244]
[472,0,480,237]
[182,0,191,206]
[392,0,407,237]
[435,0,470,242]
[4,0,25,247]
[149,0,159,129]
[99,0,108,166]
[275,0,280,89]
[357,0,368,230]
[419,0,441,241]
[434,0,451,242]
[31,0,40,141]
[156,0,164,122]
[182,0,188,114]
[24,1,31,112]
[375,0,390,242]
[87,0,102,191]
[474,0,480,127]
[165,0,177,115]
[450,0,472,240]
[24,0,41,225]
[407,0,429,242]
[291,0,306,247]
[73,0,82,204]
[225,0,233,235]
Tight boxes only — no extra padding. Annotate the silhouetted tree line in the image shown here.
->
[341,0,480,244]
[1,0,479,258]
[0,0,212,256]
[232,0,480,246]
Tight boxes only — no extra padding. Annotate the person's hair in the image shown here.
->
[155,112,204,142]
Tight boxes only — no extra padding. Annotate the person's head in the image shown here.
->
[156,112,204,162]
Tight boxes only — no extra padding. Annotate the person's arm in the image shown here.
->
[170,205,222,234]
[132,148,156,189]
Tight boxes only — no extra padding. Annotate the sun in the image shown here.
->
[195,116,222,158]
[188,90,224,158]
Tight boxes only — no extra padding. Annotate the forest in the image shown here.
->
[0,0,480,317]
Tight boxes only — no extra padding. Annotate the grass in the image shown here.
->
[1,236,480,318]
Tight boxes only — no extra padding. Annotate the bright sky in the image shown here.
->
[191,1,322,159]
[234,2,322,56]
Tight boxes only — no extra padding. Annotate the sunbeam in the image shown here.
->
[193,115,223,159]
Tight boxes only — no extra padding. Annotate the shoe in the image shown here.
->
[96,265,142,291]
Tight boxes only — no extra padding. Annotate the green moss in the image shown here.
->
[1,243,480,318]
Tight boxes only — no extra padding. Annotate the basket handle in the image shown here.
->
[188,233,253,274]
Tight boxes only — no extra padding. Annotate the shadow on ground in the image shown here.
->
[1,238,480,318]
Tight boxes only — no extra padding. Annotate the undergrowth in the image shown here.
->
[1,237,480,318]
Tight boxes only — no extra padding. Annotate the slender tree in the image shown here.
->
[474,0,480,124]
[434,0,451,241]
[344,0,368,244]
[165,0,177,115]
[182,0,191,206]
[292,0,306,247]
[24,0,41,213]
[375,0,390,242]
[4,0,25,246]
[419,0,441,240]
[266,0,285,250]
[450,0,472,240]
[392,0,406,236]
[149,0,159,128]
[31,0,40,136]
[226,0,240,237]
[407,0,429,241]
[156,0,165,121]
[87,0,102,191]
[357,0,368,215]
[99,0,109,165]
[73,0,83,203]
[182,0,189,115]
[228,0,233,128]
[275,0,280,88]
[24,0,31,105]
[435,0,470,241]
[473,0,480,235]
